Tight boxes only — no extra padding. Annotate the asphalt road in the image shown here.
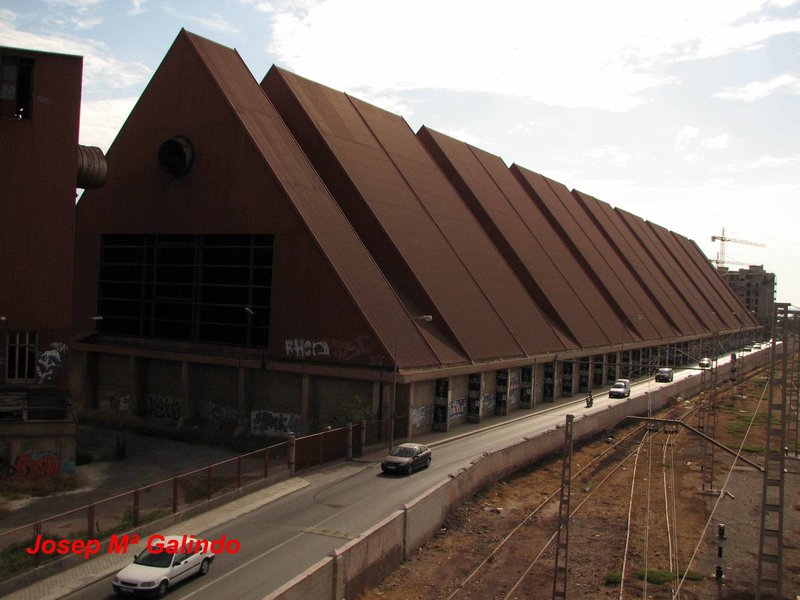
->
[62,366,708,600]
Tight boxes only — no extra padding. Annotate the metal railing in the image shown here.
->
[0,416,397,581]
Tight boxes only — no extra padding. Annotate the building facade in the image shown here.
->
[719,265,775,334]
[0,45,101,477]
[69,31,759,443]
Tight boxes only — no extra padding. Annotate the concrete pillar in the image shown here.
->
[130,356,145,417]
[179,361,191,427]
[235,367,247,437]
[301,374,310,425]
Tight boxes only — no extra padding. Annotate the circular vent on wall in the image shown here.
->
[158,136,193,178]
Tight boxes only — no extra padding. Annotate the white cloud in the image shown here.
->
[266,0,800,114]
[583,145,634,166]
[702,133,731,150]
[675,126,699,150]
[128,0,147,16]
[0,21,151,94]
[162,7,241,36]
[745,155,800,169]
[714,74,800,102]
[79,96,138,150]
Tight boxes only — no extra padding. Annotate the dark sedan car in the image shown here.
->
[655,367,674,382]
[381,443,432,476]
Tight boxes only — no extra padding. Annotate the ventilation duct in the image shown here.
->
[77,145,108,189]
[158,136,193,178]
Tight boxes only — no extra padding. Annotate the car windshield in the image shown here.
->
[133,549,174,568]
[611,383,624,388]
[390,447,416,458]
[658,369,670,374]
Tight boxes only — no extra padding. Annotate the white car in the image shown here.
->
[112,535,214,597]
[699,357,711,369]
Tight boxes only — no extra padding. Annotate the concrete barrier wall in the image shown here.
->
[263,358,771,600]
[341,510,405,599]
[265,555,335,600]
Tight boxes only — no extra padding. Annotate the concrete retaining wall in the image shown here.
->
[264,357,771,600]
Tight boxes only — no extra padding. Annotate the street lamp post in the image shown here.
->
[389,314,432,451]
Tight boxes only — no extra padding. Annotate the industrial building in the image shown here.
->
[66,30,758,441]
[0,44,107,476]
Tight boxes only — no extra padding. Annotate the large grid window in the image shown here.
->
[98,234,272,347]
[7,331,37,381]
[1,56,34,120]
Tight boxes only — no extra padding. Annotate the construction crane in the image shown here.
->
[711,227,765,266]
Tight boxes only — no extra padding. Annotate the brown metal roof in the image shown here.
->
[77,29,759,374]
[264,67,568,362]
[416,127,576,351]
[665,230,757,330]
[569,190,705,336]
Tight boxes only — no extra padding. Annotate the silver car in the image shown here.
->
[381,443,432,476]
[112,535,214,597]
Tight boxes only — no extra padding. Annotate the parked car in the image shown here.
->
[608,379,631,398]
[743,346,753,352]
[699,357,711,369]
[113,535,214,597]
[381,443,432,476]
[752,343,762,350]
[655,367,674,382]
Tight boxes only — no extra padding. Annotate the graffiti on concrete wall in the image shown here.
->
[331,336,377,362]
[201,401,238,425]
[482,392,495,413]
[284,337,383,365]
[450,397,466,418]
[412,404,433,429]
[251,410,302,436]
[36,342,68,384]
[10,451,72,479]
[285,339,330,358]
[144,393,181,420]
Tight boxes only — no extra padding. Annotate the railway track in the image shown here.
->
[439,366,770,600]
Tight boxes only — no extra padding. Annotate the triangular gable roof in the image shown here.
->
[81,30,452,370]
[263,66,567,361]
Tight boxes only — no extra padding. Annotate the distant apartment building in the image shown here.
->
[718,265,775,334]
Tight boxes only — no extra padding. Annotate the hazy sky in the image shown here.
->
[3,0,799,305]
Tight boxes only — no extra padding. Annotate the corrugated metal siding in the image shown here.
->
[350,98,563,358]
[668,232,757,329]
[0,48,81,333]
[615,209,719,331]
[510,165,623,347]
[417,128,575,350]
[571,191,704,336]
[264,68,535,362]
[540,175,677,340]
[643,221,734,331]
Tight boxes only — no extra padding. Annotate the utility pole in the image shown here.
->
[552,414,574,599]
[756,303,789,599]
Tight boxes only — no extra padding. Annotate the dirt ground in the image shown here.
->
[360,369,800,600]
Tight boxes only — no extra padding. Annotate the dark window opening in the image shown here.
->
[1,56,33,120]
[6,331,37,381]
[98,234,273,347]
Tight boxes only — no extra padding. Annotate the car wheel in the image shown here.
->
[406,464,413,476]
[199,558,211,576]
[425,457,431,469]
[157,580,168,598]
